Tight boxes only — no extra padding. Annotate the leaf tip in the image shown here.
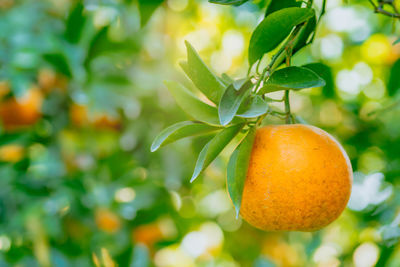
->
[235,206,240,219]
[190,174,197,183]
[220,118,231,126]
[184,40,193,50]
[150,142,158,152]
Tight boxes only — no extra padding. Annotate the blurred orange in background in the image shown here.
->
[70,104,121,130]
[37,68,67,94]
[95,209,121,233]
[133,223,164,249]
[0,88,43,131]
[0,144,24,162]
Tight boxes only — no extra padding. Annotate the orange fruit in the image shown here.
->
[133,223,163,247]
[240,124,352,231]
[70,104,121,130]
[93,115,121,131]
[0,144,24,162]
[38,68,68,93]
[38,69,57,91]
[95,209,121,233]
[70,104,89,127]
[0,88,43,131]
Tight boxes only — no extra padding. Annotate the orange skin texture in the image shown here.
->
[240,124,353,232]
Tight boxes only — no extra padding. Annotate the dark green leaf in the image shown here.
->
[218,81,253,125]
[227,127,256,217]
[265,0,301,17]
[292,15,316,53]
[248,7,315,65]
[99,75,132,86]
[209,0,249,6]
[43,53,72,78]
[85,27,109,68]
[258,66,325,94]
[303,63,334,98]
[164,81,220,125]
[388,59,400,96]
[138,0,164,27]
[237,95,269,118]
[191,123,244,182]
[151,121,220,152]
[180,41,225,104]
[65,2,86,43]
[84,27,140,69]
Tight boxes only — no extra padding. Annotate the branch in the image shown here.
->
[367,0,400,18]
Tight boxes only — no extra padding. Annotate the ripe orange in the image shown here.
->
[240,124,352,231]
[0,88,43,131]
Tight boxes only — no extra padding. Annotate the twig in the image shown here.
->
[367,0,400,18]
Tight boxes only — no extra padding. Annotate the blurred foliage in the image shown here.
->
[0,0,399,267]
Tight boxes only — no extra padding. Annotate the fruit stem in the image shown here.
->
[284,90,292,124]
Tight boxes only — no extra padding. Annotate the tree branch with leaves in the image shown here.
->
[152,0,331,219]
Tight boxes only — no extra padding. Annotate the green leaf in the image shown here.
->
[265,0,301,17]
[191,123,244,182]
[65,1,86,43]
[218,81,253,125]
[221,73,235,86]
[237,95,269,118]
[180,41,225,104]
[164,81,220,125]
[295,115,308,124]
[84,27,111,68]
[130,244,150,267]
[303,63,334,98]
[258,66,325,94]
[209,0,249,5]
[84,27,140,69]
[138,0,164,27]
[43,53,72,78]
[393,37,400,45]
[292,15,316,52]
[227,127,256,217]
[151,121,220,152]
[388,59,400,96]
[267,14,316,69]
[248,7,315,65]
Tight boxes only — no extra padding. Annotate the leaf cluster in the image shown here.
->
[152,0,328,215]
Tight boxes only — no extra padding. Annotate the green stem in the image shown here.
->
[284,90,292,124]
